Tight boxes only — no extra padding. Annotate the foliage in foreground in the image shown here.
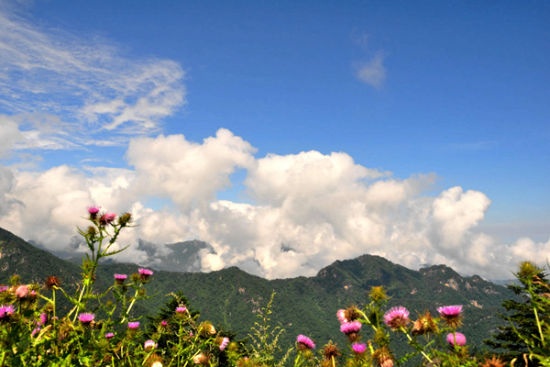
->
[0,207,548,366]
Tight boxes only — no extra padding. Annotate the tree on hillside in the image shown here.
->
[485,261,550,366]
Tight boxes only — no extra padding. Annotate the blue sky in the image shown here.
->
[0,1,548,279]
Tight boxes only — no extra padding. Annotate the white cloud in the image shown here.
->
[0,129,546,280]
[0,7,186,150]
[356,52,386,88]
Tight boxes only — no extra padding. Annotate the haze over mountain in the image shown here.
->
[0,226,515,351]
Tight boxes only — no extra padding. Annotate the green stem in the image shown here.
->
[400,326,433,364]
[534,307,545,346]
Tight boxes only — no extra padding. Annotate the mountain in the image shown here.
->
[0,227,514,352]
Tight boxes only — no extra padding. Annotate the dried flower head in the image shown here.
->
[118,212,132,227]
[193,352,209,365]
[345,306,362,321]
[322,342,340,360]
[383,306,410,329]
[412,311,438,335]
[296,334,316,350]
[44,276,61,290]
[480,355,506,367]
[373,347,393,367]
[15,284,29,299]
[199,321,216,336]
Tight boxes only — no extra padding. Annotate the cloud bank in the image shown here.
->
[1,129,548,280]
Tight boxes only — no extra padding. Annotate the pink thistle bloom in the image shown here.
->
[352,343,367,354]
[0,305,14,319]
[437,305,462,317]
[105,332,115,339]
[104,213,116,222]
[88,206,100,215]
[78,313,95,324]
[176,306,187,313]
[128,321,140,329]
[15,285,29,299]
[161,320,168,326]
[138,268,153,281]
[31,327,41,337]
[144,339,157,351]
[114,274,128,281]
[296,334,316,350]
[38,313,47,326]
[383,306,410,329]
[219,337,230,351]
[0,286,8,293]
[340,321,362,335]
[446,332,466,346]
[336,309,348,324]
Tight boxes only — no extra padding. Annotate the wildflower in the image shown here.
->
[31,327,41,337]
[340,320,362,334]
[161,320,168,327]
[88,206,100,219]
[144,339,157,351]
[128,321,140,329]
[78,313,95,325]
[219,337,230,351]
[45,276,61,290]
[412,311,438,335]
[0,305,14,319]
[373,347,393,367]
[176,306,187,313]
[151,362,163,367]
[199,321,216,336]
[138,268,153,281]
[38,313,47,326]
[296,334,316,350]
[336,309,348,324]
[480,355,506,367]
[369,286,388,302]
[114,273,127,284]
[0,285,8,292]
[345,306,361,321]
[437,305,463,328]
[446,332,466,346]
[193,352,209,365]
[322,342,340,360]
[15,284,29,298]
[383,306,410,329]
[105,332,114,339]
[118,212,132,227]
[352,343,367,354]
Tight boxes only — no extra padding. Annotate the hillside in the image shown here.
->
[0,227,513,352]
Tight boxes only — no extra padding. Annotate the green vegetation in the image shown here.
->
[0,207,548,366]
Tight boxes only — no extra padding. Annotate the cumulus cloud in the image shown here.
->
[0,129,547,280]
[0,7,185,149]
[356,52,386,88]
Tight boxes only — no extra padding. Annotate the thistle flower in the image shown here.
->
[193,353,209,365]
[373,347,393,367]
[38,313,47,326]
[336,309,348,324]
[114,273,127,284]
[128,321,140,329]
[369,286,388,302]
[199,321,216,336]
[105,332,114,339]
[138,268,153,281]
[219,337,230,351]
[88,206,100,219]
[0,285,8,293]
[437,305,463,328]
[161,320,168,327]
[118,212,132,227]
[296,334,316,350]
[176,306,187,313]
[412,311,438,335]
[383,306,410,329]
[15,284,29,299]
[340,320,362,335]
[322,342,340,360]
[0,305,14,319]
[352,343,367,354]
[44,276,61,290]
[480,355,506,367]
[144,339,157,351]
[31,327,41,337]
[446,332,466,346]
[78,313,95,325]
